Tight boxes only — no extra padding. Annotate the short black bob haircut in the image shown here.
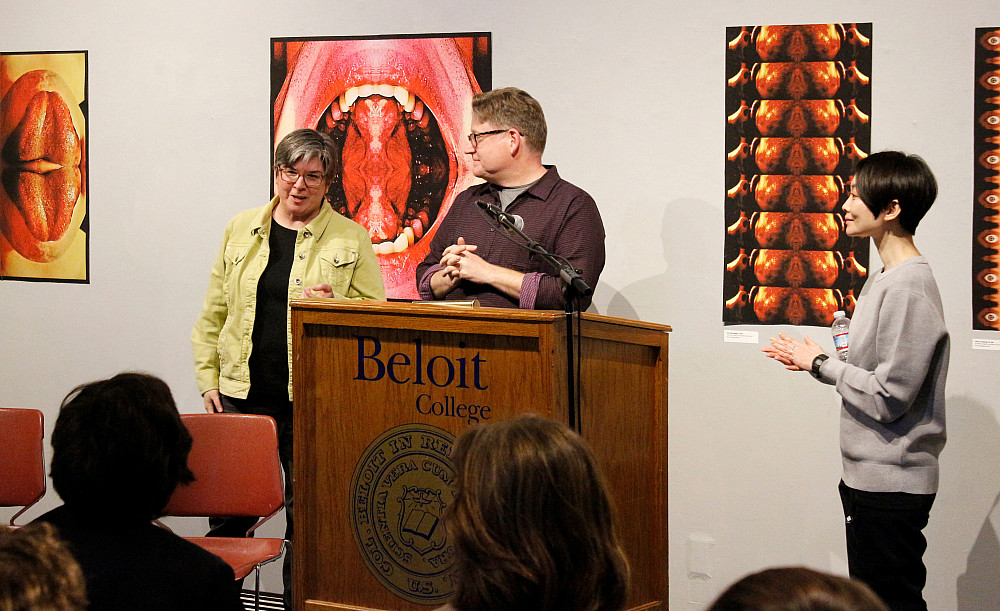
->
[853,151,938,235]
[50,372,194,520]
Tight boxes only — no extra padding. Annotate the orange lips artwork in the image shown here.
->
[0,52,87,281]
[725,24,871,326]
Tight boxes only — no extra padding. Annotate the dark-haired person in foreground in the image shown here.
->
[763,152,949,611]
[33,372,243,611]
[709,566,888,611]
[0,522,87,611]
[416,87,605,309]
[439,414,628,611]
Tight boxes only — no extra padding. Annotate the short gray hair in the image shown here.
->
[273,128,340,183]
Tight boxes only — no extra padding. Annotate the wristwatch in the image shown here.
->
[810,354,830,379]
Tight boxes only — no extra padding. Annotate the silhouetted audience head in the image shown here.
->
[0,522,87,610]
[445,414,629,611]
[708,566,888,611]
[50,372,194,520]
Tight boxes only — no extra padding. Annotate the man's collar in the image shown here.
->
[486,165,558,200]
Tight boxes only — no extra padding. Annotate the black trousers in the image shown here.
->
[839,480,936,611]
[208,394,294,611]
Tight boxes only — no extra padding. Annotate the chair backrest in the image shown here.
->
[163,414,283,520]
[0,408,46,525]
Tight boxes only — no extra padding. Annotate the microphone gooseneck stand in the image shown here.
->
[485,203,591,433]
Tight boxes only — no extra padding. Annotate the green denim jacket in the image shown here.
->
[192,198,385,400]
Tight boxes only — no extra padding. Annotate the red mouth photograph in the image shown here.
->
[271,33,491,299]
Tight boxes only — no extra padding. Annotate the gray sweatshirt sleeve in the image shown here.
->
[818,288,946,423]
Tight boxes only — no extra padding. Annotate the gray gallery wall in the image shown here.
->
[2,1,998,609]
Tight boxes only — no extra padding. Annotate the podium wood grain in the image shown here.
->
[291,301,669,611]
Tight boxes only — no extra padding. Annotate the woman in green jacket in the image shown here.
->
[191,128,385,609]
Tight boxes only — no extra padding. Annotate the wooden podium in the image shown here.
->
[291,300,669,611]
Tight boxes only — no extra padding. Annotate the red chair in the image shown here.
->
[0,408,46,526]
[159,413,285,610]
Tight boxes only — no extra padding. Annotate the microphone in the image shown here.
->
[508,212,524,231]
[476,200,524,231]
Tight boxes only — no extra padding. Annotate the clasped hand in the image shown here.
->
[303,283,334,298]
[762,333,824,371]
[439,237,493,285]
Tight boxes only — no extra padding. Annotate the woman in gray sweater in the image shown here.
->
[763,151,949,611]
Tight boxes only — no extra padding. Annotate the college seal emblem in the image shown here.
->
[349,423,457,604]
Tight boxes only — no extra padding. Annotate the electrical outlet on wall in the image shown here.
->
[686,533,717,604]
